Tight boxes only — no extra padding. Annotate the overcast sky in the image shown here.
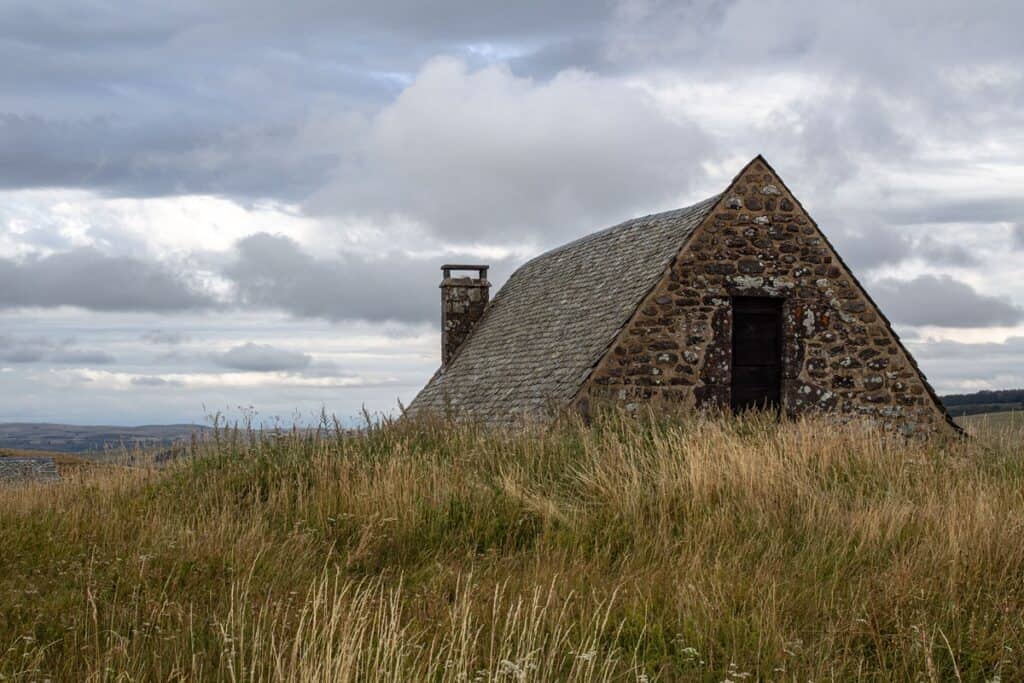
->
[1,0,1022,425]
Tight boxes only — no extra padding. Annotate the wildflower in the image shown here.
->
[498,659,524,678]
[680,646,700,660]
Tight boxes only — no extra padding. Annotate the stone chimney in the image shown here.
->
[440,264,490,367]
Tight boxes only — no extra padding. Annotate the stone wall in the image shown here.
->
[0,457,60,484]
[581,159,952,435]
[441,276,490,367]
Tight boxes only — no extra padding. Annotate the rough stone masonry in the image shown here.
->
[581,159,952,435]
[0,457,61,484]
[410,156,957,435]
[440,265,490,367]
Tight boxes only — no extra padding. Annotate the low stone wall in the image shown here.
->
[0,457,61,484]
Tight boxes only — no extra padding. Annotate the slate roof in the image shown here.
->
[407,194,721,423]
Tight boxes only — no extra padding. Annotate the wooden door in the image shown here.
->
[730,297,783,413]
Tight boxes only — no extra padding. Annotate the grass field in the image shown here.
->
[1,412,1023,681]
[958,410,1023,435]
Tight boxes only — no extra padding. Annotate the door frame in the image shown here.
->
[729,295,786,414]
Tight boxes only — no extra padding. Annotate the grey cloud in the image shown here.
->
[913,336,1024,361]
[49,349,117,364]
[823,219,978,273]
[0,348,44,363]
[0,1,607,55]
[0,335,116,364]
[906,336,1024,394]
[916,238,980,267]
[0,234,499,323]
[212,342,313,372]
[141,330,191,345]
[223,232,515,323]
[0,248,214,312]
[0,114,341,199]
[870,274,1023,328]
[827,219,913,273]
[1014,224,1024,250]
[607,0,1023,99]
[508,37,612,79]
[883,198,1024,226]
[130,376,185,387]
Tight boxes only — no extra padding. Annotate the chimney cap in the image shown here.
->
[441,264,488,279]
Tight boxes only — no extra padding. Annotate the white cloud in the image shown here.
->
[312,57,712,243]
[56,368,396,391]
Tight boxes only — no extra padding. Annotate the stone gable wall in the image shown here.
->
[579,160,952,435]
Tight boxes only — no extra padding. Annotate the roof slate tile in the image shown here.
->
[408,194,720,423]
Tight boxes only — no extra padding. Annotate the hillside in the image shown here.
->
[941,388,1024,417]
[0,422,209,454]
[1,413,1023,681]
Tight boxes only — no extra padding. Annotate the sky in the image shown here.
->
[1,0,1022,426]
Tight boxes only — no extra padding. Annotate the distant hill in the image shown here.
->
[940,389,1024,417]
[1,392,1019,452]
[0,423,210,454]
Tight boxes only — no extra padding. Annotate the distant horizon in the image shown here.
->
[0,387,1020,430]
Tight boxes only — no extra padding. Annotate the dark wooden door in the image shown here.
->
[731,297,783,413]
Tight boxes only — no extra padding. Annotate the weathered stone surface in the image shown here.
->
[441,275,490,366]
[0,458,60,485]
[582,159,951,435]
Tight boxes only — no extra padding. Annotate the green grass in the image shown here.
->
[1,411,1023,681]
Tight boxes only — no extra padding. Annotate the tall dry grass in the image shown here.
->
[0,411,1021,681]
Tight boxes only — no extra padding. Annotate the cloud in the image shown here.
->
[312,58,712,242]
[869,274,1024,328]
[607,0,1022,97]
[212,342,313,372]
[0,2,611,202]
[0,348,44,363]
[130,376,185,387]
[141,330,191,345]
[64,367,396,391]
[906,336,1024,393]
[0,248,214,312]
[0,335,116,365]
[883,198,1024,226]
[916,237,980,267]
[1014,224,1024,250]
[829,221,913,272]
[49,349,117,364]
[223,231,513,323]
[0,114,342,200]
[832,227,981,272]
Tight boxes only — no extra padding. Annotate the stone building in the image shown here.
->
[408,156,958,435]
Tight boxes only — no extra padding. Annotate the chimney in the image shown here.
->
[440,264,490,367]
